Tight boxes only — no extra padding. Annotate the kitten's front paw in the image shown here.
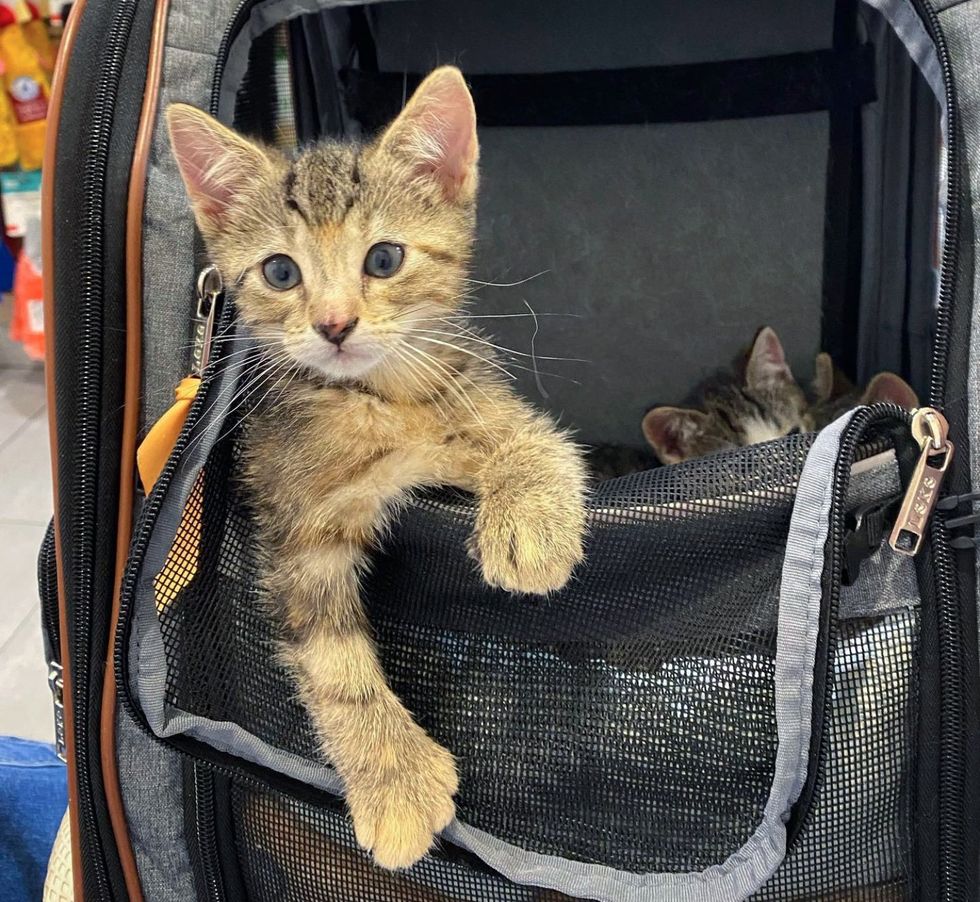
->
[347,728,458,870]
[474,491,586,595]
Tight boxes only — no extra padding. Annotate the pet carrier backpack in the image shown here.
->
[41,0,980,899]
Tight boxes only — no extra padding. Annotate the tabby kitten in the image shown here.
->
[642,327,917,465]
[167,68,587,869]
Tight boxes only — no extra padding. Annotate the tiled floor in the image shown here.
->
[0,365,54,742]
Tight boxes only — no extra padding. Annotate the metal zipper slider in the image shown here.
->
[889,407,954,556]
[192,265,223,376]
[47,661,67,762]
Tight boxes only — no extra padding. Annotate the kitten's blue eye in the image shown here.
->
[262,255,302,291]
[364,242,404,278]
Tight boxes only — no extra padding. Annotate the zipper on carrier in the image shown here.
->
[889,408,953,556]
[193,265,223,376]
[48,660,67,763]
[905,2,969,895]
[37,522,66,761]
[72,0,143,896]
[191,764,227,902]
[211,0,262,117]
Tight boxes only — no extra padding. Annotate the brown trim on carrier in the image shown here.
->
[99,1,172,899]
[42,2,90,897]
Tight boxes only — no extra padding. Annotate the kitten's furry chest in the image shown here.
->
[243,380,472,530]
[299,383,456,454]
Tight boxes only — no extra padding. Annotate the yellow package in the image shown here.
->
[22,3,53,75]
[0,4,48,170]
[0,62,19,170]
[4,1,29,23]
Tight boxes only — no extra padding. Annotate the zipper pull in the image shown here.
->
[192,265,223,376]
[889,407,954,556]
[47,660,67,763]
[136,265,223,493]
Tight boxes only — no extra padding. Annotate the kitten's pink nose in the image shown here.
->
[315,317,359,347]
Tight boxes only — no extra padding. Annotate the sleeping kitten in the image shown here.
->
[167,67,587,869]
[642,327,917,465]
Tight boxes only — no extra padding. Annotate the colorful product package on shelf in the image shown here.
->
[1,169,40,236]
[9,241,42,359]
[0,61,19,170]
[0,2,48,170]
[22,3,53,75]
[2,168,42,358]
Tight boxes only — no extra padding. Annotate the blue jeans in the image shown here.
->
[0,736,67,902]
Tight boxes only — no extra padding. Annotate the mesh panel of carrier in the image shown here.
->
[752,614,918,901]
[231,781,575,901]
[150,398,917,897]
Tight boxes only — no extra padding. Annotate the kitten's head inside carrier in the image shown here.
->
[642,327,812,464]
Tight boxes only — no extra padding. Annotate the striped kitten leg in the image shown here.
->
[274,537,457,870]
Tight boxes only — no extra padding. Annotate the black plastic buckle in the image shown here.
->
[937,490,980,550]
[842,493,903,586]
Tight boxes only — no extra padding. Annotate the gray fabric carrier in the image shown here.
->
[118,0,959,899]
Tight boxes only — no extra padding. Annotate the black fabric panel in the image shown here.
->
[903,74,942,397]
[51,0,157,897]
[819,0,863,379]
[234,25,280,145]
[853,4,940,399]
[341,45,877,132]
[287,13,346,142]
[347,5,378,73]
[287,18,322,144]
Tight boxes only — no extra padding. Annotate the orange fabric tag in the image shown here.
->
[136,376,200,494]
[138,376,204,611]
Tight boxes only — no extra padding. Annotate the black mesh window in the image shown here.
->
[149,403,916,897]
[231,782,575,901]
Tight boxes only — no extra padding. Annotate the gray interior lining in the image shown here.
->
[214,0,949,449]
[144,0,949,443]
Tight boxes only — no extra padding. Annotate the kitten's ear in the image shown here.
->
[861,372,918,409]
[811,351,856,402]
[812,352,836,402]
[166,103,273,233]
[746,326,793,393]
[377,66,479,202]
[642,406,709,465]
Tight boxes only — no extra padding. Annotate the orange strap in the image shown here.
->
[136,376,200,493]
